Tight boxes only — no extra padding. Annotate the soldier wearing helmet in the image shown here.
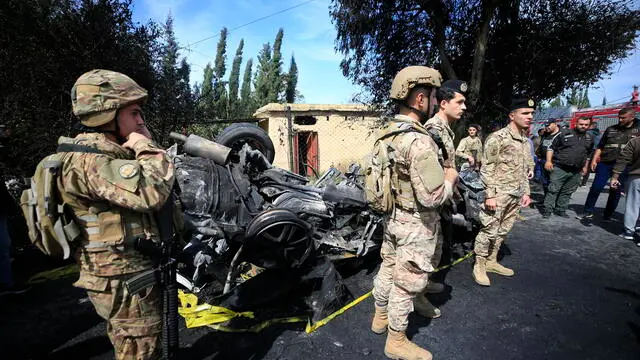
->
[370,66,457,360]
[58,69,174,359]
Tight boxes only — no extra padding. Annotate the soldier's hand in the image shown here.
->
[444,167,459,183]
[484,197,497,211]
[544,161,554,171]
[468,157,475,166]
[527,170,534,179]
[520,194,532,208]
[590,159,598,172]
[581,166,588,176]
[122,132,149,150]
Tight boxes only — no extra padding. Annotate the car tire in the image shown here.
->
[243,209,313,269]
[216,123,275,163]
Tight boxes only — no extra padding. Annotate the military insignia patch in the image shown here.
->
[118,163,138,179]
[460,82,468,92]
[528,99,535,107]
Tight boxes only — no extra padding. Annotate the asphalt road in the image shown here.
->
[2,182,639,360]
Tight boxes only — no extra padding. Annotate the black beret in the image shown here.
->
[441,79,468,94]
[509,98,536,112]
[544,118,557,126]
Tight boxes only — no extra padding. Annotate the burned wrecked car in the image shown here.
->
[169,123,484,310]
[169,126,382,307]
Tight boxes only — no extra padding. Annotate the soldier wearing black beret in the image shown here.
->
[472,96,535,286]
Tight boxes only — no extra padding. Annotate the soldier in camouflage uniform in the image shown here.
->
[425,80,468,168]
[424,80,467,279]
[371,66,458,360]
[472,98,534,286]
[58,69,175,359]
[456,124,483,168]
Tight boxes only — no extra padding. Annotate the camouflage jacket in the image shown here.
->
[57,133,174,289]
[389,115,453,214]
[425,114,456,168]
[456,136,483,162]
[481,125,530,199]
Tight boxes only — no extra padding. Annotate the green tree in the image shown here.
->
[331,0,640,123]
[213,27,228,118]
[268,28,285,102]
[151,13,183,144]
[0,0,160,175]
[228,39,244,118]
[199,63,215,119]
[240,58,254,118]
[285,55,299,103]
[549,95,564,107]
[254,43,272,107]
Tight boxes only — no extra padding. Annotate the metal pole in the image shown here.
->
[285,105,294,171]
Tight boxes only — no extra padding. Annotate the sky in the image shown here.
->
[131,0,640,107]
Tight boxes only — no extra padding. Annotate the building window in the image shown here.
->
[294,115,317,126]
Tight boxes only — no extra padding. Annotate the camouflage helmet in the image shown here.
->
[71,69,148,127]
[390,66,442,101]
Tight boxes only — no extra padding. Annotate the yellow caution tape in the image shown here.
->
[177,251,475,334]
[207,316,307,333]
[178,290,258,328]
[28,263,79,284]
[305,290,373,333]
[304,251,475,333]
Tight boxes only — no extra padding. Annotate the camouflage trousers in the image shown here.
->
[474,194,520,257]
[85,275,162,360]
[372,208,441,331]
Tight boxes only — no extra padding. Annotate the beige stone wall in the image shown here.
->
[254,104,382,174]
[266,115,379,173]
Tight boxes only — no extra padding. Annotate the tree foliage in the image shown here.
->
[331,0,640,124]
[0,2,302,176]
[0,0,160,175]
[228,39,244,118]
[285,55,299,103]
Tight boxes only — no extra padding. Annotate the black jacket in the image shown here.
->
[549,128,594,171]
[598,122,640,163]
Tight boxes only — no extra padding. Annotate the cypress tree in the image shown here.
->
[228,39,244,118]
[213,27,228,118]
[285,55,298,103]
[199,63,215,119]
[254,43,272,107]
[268,28,284,102]
[240,58,254,117]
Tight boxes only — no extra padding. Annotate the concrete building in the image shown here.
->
[253,103,382,176]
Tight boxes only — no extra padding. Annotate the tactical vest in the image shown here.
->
[58,135,158,271]
[600,124,640,163]
[388,124,427,212]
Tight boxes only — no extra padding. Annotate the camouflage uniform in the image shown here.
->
[425,114,456,169]
[474,126,530,257]
[59,70,175,360]
[372,115,453,332]
[456,136,483,165]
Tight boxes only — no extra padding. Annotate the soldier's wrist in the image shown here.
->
[132,138,160,156]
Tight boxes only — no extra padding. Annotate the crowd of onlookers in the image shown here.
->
[456,106,640,245]
[528,107,640,245]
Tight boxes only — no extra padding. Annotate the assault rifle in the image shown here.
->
[125,193,179,359]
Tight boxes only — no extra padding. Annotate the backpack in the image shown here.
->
[20,144,103,259]
[364,124,419,214]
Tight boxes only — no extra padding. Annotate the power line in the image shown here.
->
[184,0,317,49]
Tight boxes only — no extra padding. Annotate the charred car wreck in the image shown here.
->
[169,125,484,316]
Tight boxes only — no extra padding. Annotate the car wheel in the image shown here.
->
[243,209,313,269]
[216,123,275,163]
